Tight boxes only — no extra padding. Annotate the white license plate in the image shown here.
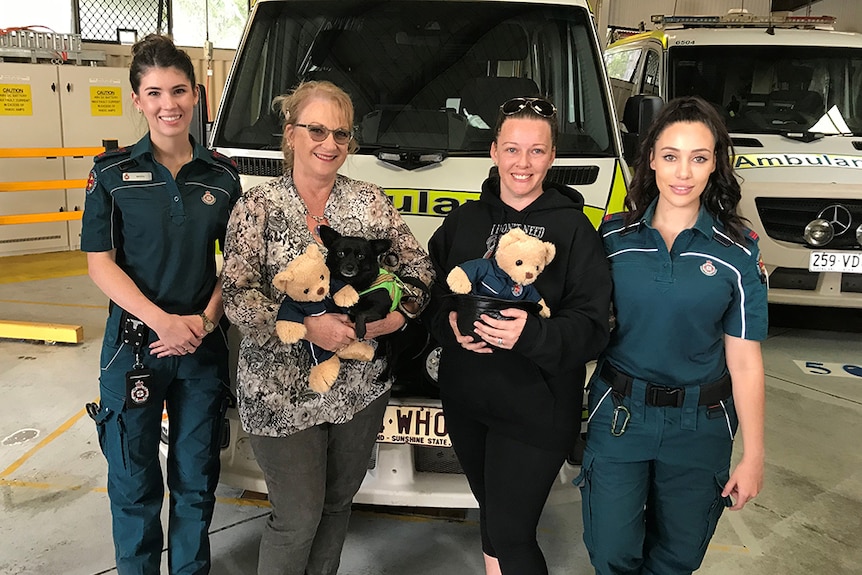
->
[377,405,450,447]
[808,251,862,274]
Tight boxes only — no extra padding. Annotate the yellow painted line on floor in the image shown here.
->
[218,496,272,508]
[0,478,270,508]
[0,407,91,479]
[0,320,83,343]
[0,478,105,492]
[0,250,89,283]
[707,543,752,555]
[0,298,106,310]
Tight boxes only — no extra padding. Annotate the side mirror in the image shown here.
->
[621,95,664,165]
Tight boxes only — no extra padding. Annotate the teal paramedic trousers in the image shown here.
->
[92,308,228,575]
[577,366,738,575]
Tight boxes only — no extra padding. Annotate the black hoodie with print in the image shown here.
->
[426,176,611,451]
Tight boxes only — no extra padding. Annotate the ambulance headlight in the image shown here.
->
[857,223,862,246]
[803,219,834,247]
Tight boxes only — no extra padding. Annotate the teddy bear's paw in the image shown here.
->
[338,341,375,361]
[538,299,551,318]
[276,321,306,343]
[446,267,472,294]
[309,357,341,393]
[333,285,360,308]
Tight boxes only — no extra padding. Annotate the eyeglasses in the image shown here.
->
[500,97,557,118]
[294,123,354,145]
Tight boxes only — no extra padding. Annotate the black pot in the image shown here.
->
[446,294,542,342]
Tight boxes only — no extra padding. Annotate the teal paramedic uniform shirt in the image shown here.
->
[599,200,768,387]
[80,134,241,315]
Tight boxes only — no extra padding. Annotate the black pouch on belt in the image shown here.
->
[120,310,154,409]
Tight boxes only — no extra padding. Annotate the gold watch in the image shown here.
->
[200,312,216,334]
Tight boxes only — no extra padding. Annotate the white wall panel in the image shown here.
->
[91,43,237,125]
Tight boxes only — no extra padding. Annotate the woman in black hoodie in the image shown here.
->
[426,97,612,574]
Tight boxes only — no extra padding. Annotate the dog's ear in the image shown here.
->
[317,225,340,248]
[370,238,392,257]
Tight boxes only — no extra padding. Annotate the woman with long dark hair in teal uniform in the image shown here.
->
[81,35,241,574]
[578,97,767,575]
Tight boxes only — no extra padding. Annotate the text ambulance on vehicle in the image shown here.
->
[604,11,862,308]
[197,0,631,508]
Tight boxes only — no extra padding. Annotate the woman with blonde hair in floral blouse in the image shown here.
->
[221,81,434,575]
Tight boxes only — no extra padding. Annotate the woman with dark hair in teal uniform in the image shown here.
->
[81,34,241,574]
[578,96,768,575]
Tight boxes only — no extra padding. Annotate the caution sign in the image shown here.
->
[0,84,33,115]
[90,86,123,116]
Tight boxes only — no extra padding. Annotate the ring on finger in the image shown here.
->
[497,337,503,346]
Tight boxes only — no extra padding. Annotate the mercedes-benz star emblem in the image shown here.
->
[817,204,853,236]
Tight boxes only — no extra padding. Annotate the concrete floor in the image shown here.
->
[1,257,861,575]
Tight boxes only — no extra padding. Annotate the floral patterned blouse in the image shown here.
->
[221,171,434,437]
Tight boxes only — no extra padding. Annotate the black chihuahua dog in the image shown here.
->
[318,225,394,340]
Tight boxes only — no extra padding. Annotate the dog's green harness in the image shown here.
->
[359,268,404,311]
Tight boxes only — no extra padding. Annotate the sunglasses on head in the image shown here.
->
[500,97,557,118]
[294,123,354,145]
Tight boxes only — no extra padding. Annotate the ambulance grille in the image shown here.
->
[365,444,464,474]
[755,198,862,248]
[234,156,283,177]
[414,445,464,474]
[546,165,599,186]
[841,274,862,293]
[768,268,818,290]
[730,137,764,148]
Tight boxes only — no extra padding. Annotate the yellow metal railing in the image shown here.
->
[0,146,99,343]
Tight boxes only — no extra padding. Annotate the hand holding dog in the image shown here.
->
[362,311,407,340]
[304,312,357,352]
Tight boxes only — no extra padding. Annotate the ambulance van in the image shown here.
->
[604,11,862,308]
[205,0,630,508]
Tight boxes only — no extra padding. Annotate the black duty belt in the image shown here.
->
[600,363,732,408]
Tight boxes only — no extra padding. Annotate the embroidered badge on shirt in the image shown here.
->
[122,172,153,182]
[701,260,717,276]
[512,284,523,297]
[201,191,216,205]
[85,169,97,194]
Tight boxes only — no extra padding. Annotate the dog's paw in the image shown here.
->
[309,357,341,393]
[338,341,375,362]
[333,285,360,308]
[446,267,472,294]
[276,320,306,344]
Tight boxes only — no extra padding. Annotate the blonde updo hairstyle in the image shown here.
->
[274,80,359,172]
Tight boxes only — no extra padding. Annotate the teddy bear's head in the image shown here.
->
[494,228,556,286]
[272,244,331,302]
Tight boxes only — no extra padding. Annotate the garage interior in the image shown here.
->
[2,0,862,574]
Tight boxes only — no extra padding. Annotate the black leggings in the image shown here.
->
[444,402,568,575]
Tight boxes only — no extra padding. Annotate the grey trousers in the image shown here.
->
[249,391,390,575]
